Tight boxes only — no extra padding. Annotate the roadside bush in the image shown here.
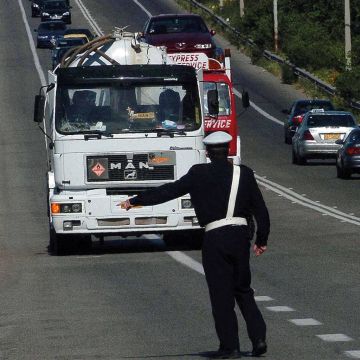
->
[335,67,360,101]
[250,46,264,64]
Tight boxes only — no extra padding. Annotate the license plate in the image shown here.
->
[51,15,61,19]
[324,133,341,140]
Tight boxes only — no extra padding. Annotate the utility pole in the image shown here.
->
[219,0,224,10]
[345,0,352,70]
[273,0,279,52]
[240,0,244,18]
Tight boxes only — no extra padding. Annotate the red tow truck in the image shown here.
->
[168,49,249,164]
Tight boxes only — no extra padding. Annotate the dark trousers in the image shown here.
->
[202,225,266,351]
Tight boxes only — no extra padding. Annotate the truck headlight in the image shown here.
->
[194,43,212,49]
[181,199,193,209]
[51,202,83,214]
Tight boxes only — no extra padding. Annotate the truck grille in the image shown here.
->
[87,153,175,182]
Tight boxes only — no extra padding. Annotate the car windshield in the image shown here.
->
[294,102,334,115]
[307,115,356,128]
[40,22,66,31]
[55,83,201,134]
[44,1,66,9]
[148,17,208,34]
[203,82,231,116]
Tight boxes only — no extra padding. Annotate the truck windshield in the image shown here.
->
[55,83,201,134]
[203,82,231,116]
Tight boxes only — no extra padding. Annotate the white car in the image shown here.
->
[292,109,357,165]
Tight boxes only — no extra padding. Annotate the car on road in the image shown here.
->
[31,0,48,17]
[292,109,357,165]
[282,99,335,144]
[51,37,87,69]
[63,28,95,43]
[141,14,217,58]
[41,0,71,24]
[35,20,67,49]
[335,128,360,178]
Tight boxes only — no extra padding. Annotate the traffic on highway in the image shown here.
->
[0,0,358,359]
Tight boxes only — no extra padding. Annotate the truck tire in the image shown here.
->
[49,226,73,255]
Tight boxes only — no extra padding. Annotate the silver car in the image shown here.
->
[292,109,358,165]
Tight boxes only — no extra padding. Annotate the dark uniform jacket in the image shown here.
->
[130,159,270,246]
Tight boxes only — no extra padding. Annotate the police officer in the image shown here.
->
[121,131,270,359]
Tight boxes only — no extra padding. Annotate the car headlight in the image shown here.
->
[194,43,212,49]
[33,3,39,7]
[42,12,50,16]
[51,202,83,214]
[181,199,193,209]
[38,35,48,39]
[63,11,69,15]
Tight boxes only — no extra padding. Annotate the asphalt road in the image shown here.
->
[0,0,359,359]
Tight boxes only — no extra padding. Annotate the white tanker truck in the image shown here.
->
[34,29,216,254]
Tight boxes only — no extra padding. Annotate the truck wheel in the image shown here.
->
[49,226,72,255]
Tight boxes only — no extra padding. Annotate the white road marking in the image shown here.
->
[74,0,103,36]
[266,306,295,312]
[233,88,283,125]
[289,318,322,326]
[345,350,360,358]
[132,0,152,18]
[16,0,46,86]
[166,251,205,275]
[255,296,274,302]
[316,334,353,342]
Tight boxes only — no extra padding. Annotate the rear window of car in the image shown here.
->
[294,102,334,115]
[148,17,208,34]
[40,22,66,30]
[44,1,66,9]
[307,115,356,128]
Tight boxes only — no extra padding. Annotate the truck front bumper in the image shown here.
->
[50,191,200,235]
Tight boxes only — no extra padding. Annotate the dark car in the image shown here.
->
[41,0,71,24]
[51,37,86,69]
[31,0,49,17]
[336,128,360,178]
[35,21,67,49]
[141,14,217,58]
[282,99,335,144]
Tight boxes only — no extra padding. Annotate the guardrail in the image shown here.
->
[184,0,360,111]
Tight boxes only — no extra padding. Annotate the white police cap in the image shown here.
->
[203,131,232,146]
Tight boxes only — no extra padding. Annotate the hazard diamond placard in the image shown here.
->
[87,157,109,181]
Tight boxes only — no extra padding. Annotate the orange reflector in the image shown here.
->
[51,203,61,214]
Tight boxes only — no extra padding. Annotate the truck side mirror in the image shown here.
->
[207,89,219,116]
[242,91,250,108]
[34,95,45,123]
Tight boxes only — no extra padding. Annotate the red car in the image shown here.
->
[141,14,217,58]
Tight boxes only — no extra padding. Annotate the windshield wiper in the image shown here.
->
[80,130,114,140]
[155,128,187,137]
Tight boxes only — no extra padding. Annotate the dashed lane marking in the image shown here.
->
[255,296,274,302]
[345,350,360,358]
[266,306,295,312]
[316,334,353,342]
[289,318,322,326]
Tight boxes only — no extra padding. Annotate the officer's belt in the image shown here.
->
[205,165,247,232]
[205,217,248,232]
